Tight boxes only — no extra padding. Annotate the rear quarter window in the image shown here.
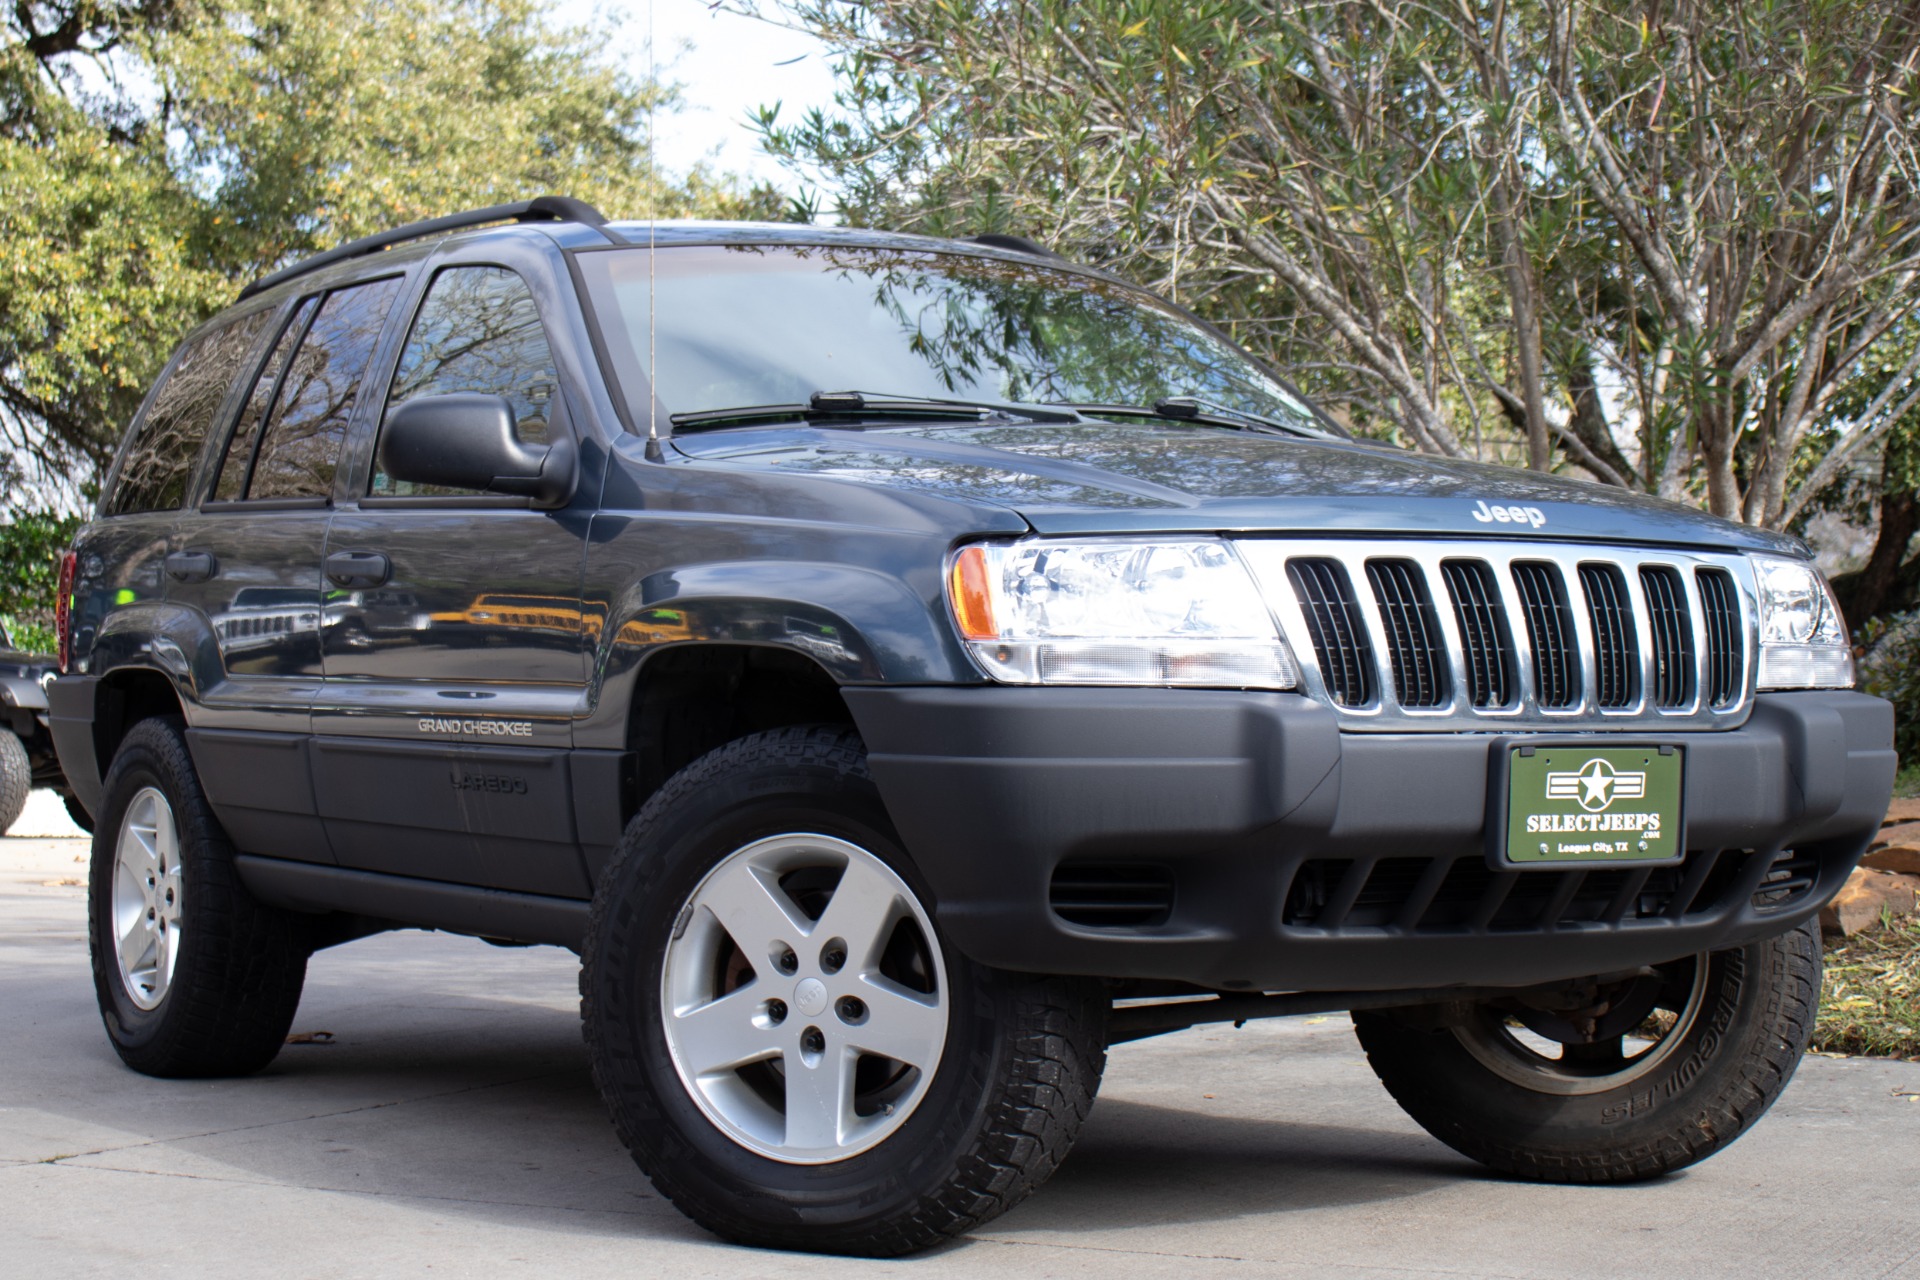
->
[105,308,275,516]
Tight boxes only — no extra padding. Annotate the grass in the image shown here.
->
[1894,763,1920,800]
[1814,918,1920,1061]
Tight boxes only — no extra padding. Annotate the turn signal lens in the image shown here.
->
[948,545,998,640]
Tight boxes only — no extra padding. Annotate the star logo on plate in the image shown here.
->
[1545,758,1647,812]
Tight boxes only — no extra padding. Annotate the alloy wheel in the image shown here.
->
[111,786,183,1011]
[659,833,948,1164]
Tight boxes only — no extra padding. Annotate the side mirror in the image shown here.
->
[379,393,578,508]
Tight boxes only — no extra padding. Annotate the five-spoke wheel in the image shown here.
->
[88,716,309,1078]
[110,787,185,1010]
[661,833,948,1162]
[1355,920,1822,1182]
[582,726,1106,1256]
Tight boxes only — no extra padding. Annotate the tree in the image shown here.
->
[0,0,780,507]
[1817,323,1920,625]
[0,508,78,651]
[749,0,1920,528]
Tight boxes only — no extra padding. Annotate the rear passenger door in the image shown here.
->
[80,306,280,683]
[170,275,406,864]
[314,261,595,897]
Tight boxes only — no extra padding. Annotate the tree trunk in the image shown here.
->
[1501,218,1551,472]
[1842,486,1919,628]
[1699,405,1742,519]
[1566,357,1639,486]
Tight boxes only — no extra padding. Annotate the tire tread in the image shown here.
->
[90,716,308,1078]
[0,730,29,835]
[581,725,1105,1256]
[1354,921,1821,1184]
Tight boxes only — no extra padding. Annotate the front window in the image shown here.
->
[574,243,1325,432]
[373,265,560,497]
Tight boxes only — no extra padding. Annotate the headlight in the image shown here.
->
[1751,554,1853,690]
[946,537,1298,687]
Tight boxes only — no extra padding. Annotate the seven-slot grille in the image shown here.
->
[1236,540,1755,730]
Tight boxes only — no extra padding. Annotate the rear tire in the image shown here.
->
[582,725,1106,1256]
[0,731,28,834]
[88,717,310,1077]
[1354,920,1821,1182]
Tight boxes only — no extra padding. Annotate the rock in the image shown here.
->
[1862,846,1920,876]
[1883,797,1920,824]
[1820,867,1920,938]
[1871,821,1920,849]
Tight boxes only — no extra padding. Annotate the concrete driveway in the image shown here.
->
[5,797,1918,1279]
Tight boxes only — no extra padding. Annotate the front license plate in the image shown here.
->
[1500,745,1684,867]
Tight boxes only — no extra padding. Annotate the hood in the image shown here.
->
[0,648,55,680]
[670,420,1803,555]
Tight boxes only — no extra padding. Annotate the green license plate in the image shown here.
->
[1501,745,1684,867]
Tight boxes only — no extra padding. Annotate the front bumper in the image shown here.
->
[844,687,1896,991]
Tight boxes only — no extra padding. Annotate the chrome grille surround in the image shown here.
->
[1235,538,1758,731]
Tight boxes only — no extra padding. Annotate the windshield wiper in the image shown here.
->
[670,390,1080,433]
[1055,397,1340,441]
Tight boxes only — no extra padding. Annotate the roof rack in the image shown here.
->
[236,195,609,301]
[966,233,1068,262]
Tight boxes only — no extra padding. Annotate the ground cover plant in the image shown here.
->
[1816,918,1920,1062]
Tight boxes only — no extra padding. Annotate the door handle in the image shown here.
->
[325,550,392,589]
[164,550,218,583]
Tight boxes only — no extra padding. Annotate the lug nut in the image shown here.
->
[765,998,788,1025]
[821,940,847,974]
[836,996,865,1023]
[801,1026,825,1055]
[774,945,798,975]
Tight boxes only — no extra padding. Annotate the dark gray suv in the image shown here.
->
[50,197,1896,1255]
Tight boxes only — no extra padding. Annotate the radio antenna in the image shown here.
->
[646,0,659,449]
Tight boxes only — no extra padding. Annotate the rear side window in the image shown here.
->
[372,266,558,498]
[106,309,274,515]
[211,275,403,502]
[212,296,318,501]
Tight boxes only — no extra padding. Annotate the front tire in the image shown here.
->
[1354,920,1821,1182]
[88,717,310,1077]
[581,726,1106,1256]
[0,731,28,834]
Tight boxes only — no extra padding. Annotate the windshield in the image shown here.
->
[574,243,1329,433]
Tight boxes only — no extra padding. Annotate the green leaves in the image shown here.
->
[0,0,777,496]
[0,0,787,629]
[0,509,80,650]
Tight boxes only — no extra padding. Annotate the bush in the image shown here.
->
[1857,611,1920,762]
[0,511,80,655]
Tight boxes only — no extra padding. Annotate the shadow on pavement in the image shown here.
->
[34,1010,1457,1246]
[1001,1095,1466,1238]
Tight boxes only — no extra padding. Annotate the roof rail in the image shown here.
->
[236,195,609,301]
[966,233,1068,262]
